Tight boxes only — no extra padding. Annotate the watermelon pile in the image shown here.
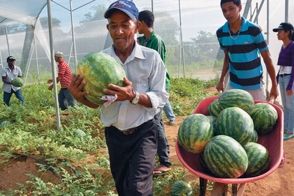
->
[178,89,277,178]
[77,52,126,105]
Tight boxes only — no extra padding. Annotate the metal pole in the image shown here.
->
[70,0,78,72]
[47,0,61,130]
[5,26,11,56]
[151,0,154,13]
[266,0,269,95]
[178,0,185,77]
[285,0,289,22]
[34,36,40,82]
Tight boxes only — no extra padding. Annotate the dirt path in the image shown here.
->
[164,117,294,196]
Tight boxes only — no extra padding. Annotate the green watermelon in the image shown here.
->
[78,52,126,105]
[250,103,278,135]
[73,129,86,137]
[11,77,23,87]
[244,142,270,177]
[178,114,213,154]
[219,89,254,113]
[171,180,193,196]
[207,115,217,135]
[216,107,256,145]
[203,135,248,178]
[208,99,223,116]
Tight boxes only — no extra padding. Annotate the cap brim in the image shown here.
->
[273,28,283,32]
[104,8,136,21]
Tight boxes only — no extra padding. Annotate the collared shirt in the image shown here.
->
[100,42,168,131]
[1,66,22,93]
[58,60,72,88]
[138,32,171,91]
[217,17,268,90]
[277,41,294,90]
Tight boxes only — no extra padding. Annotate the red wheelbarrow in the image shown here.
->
[176,96,284,195]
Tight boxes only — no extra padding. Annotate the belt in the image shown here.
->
[122,128,136,135]
[279,74,291,77]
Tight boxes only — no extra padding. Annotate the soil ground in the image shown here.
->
[0,117,293,195]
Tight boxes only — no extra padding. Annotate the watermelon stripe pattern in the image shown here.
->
[250,103,278,135]
[244,142,270,177]
[78,52,126,105]
[178,114,213,154]
[208,99,223,117]
[216,107,255,145]
[219,89,254,113]
[203,135,248,178]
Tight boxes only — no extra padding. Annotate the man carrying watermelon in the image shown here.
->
[48,51,75,110]
[213,0,278,195]
[137,10,174,175]
[1,56,24,106]
[69,0,168,195]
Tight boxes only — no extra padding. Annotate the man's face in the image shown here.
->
[107,11,137,53]
[137,21,145,34]
[221,2,241,24]
[8,60,15,66]
[54,56,63,63]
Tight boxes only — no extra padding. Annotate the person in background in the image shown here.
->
[69,1,167,195]
[273,22,294,140]
[48,51,75,110]
[216,0,278,102]
[1,56,24,106]
[137,10,173,175]
[213,0,278,195]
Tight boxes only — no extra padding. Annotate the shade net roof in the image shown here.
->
[0,0,293,83]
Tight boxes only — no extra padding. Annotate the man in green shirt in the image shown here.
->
[138,10,175,174]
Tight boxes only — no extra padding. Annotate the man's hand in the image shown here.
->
[104,77,135,102]
[287,90,294,96]
[268,85,279,103]
[68,74,88,103]
[48,84,53,90]
[216,80,225,93]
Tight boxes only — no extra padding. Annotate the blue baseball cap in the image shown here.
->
[104,0,139,21]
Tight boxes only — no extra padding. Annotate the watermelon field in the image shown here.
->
[0,78,216,195]
[0,78,294,195]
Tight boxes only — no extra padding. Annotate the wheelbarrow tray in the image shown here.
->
[176,96,284,184]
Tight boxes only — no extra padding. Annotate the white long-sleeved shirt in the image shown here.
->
[101,43,168,131]
[1,66,22,93]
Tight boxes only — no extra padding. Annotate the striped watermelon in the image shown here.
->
[207,115,217,135]
[77,52,126,105]
[219,89,254,113]
[171,180,193,196]
[216,107,256,145]
[178,114,213,154]
[208,99,223,116]
[203,135,248,178]
[250,103,278,135]
[244,142,270,177]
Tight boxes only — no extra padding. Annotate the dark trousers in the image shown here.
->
[105,118,160,196]
[3,89,24,106]
[156,112,171,167]
[58,88,75,110]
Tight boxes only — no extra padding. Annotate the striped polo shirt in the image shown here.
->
[216,17,268,90]
[58,60,72,88]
